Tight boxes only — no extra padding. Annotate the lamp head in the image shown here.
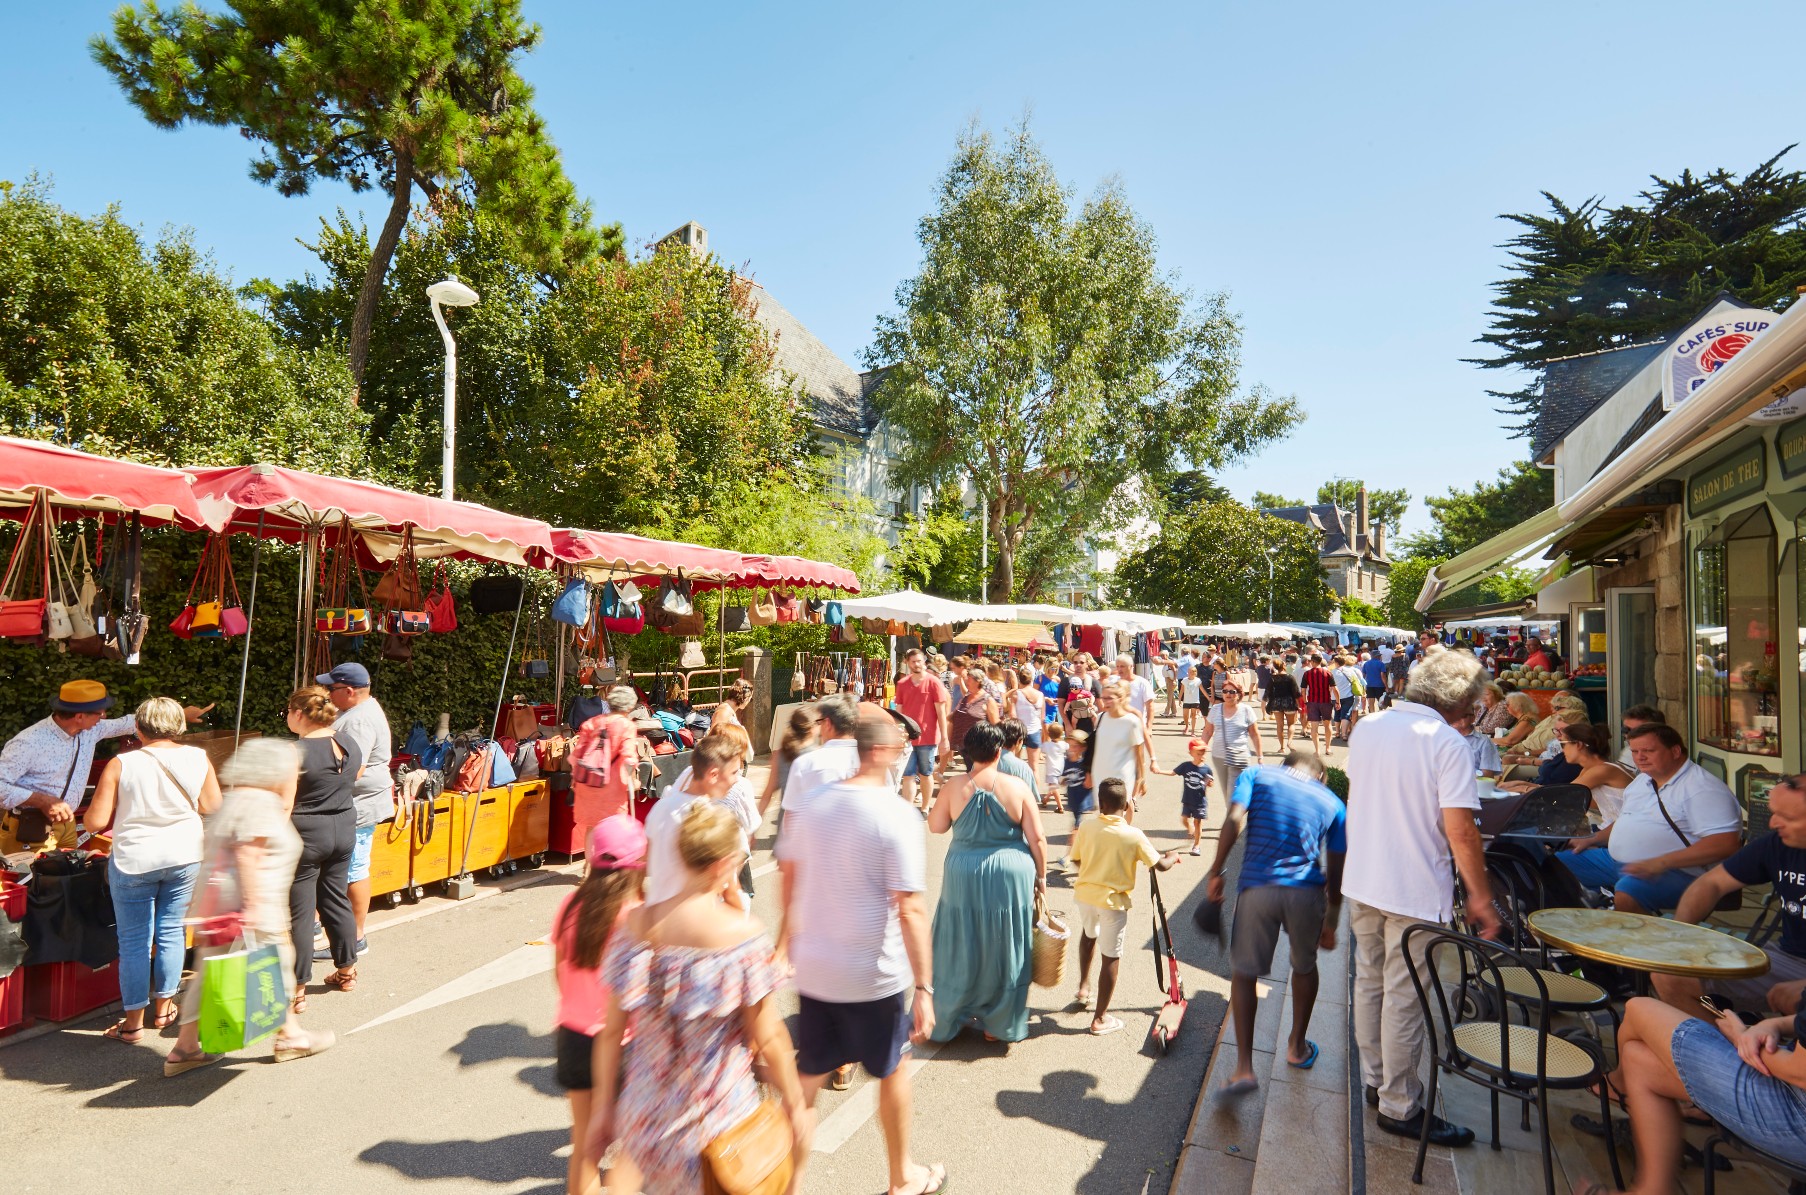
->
[427,278,479,307]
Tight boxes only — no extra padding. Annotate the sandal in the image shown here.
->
[103,1020,143,1044]
[163,1048,219,1078]
[830,1064,852,1091]
[324,968,357,993]
[273,1028,336,1063]
[150,1005,178,1030]
[291,992,308,1015]
[893,1161,948,1195]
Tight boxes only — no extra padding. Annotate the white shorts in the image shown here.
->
[1075,902,1130,959]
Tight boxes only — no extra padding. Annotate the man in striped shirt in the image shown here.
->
[1206,749,1346,1094]
[1300,654,1338,757]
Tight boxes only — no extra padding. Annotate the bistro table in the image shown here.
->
[1525,907,1770,979]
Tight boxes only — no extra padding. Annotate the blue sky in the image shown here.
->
[7,1,1803,535]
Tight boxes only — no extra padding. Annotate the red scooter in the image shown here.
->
[1149,870,1186,1052]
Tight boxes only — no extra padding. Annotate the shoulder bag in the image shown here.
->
[748,591,778,627]
[0,492,51,641]
[1650,777,1743,911]
[426,562,458,633]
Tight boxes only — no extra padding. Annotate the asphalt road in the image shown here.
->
[0,704,1271,1195]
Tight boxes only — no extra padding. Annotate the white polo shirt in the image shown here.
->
[780,736,858,819]
[1342,701,1480,923]
[1609,761,1741,875]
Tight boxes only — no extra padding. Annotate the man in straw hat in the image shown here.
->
[0,680,212,854]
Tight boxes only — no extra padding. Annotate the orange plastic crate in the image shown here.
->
[506,780,550,861]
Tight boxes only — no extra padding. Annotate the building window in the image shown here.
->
[1692,506,1779,756]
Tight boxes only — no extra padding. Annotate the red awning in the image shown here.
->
[186,464,554,566]
[0,436,220,530]
[549,529,750,583]
[737,554,861,593]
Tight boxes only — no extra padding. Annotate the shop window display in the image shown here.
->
[1692,506,1779,756]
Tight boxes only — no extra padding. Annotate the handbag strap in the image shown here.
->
[0,492,47,599]
[1650,776,1693,848]
[145,750,200,813]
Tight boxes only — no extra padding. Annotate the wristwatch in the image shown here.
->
[915,984,934,995]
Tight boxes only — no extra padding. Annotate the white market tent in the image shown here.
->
[1439,614,1561,631]
[1069,609,1187,633]
[836,589,997,626]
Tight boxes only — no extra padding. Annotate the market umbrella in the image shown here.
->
[836,589,993,626]
[0,436,221,530]
[736,554,862,593]
[549,528,750,583]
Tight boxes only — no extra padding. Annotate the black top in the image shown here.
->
[1723,831,1806,959]
[293,732,356,818]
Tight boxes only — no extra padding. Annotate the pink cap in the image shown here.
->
[587,815,648,870]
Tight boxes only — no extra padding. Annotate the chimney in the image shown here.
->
[659,221,708,257]
[1356,485,1370,544]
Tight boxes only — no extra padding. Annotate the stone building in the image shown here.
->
[1260,487,1391,604]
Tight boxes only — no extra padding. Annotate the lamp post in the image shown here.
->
[1264,546,1278,622]
[427,277,480,500]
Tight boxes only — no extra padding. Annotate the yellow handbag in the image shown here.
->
[701,1098,793,1195]
[748,592,779,627]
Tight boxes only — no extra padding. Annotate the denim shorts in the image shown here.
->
[1553,847,1695,914]
[796,990,912,1079]
[347,823,376,883]
[902,744,938,777]
[1672,1017,1806,1159]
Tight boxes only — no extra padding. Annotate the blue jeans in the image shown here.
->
[1672,1017,1806,1160]
[108,858,199,1012]
[1553,847,1695,914]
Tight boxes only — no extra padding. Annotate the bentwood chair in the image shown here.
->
[1401,924,1623,1195]
[1702,1130,1806,1195]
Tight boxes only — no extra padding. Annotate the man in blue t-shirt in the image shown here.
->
[1655,775,1806,1016]
[1360,652,1387,714]
[1206,749,1347,1093]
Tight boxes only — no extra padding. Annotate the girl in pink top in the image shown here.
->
[552,816,646,1195]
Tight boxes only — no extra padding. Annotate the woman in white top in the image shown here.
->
[83,697,221,1043]
[1557,721,1634,827]
[1087,681,1155,823]
[1009,665,1053,781]
[1201,678,1264,800]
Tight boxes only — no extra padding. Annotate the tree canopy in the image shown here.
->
[1253,480,1409,534]
[1473,148,1806,432]
[867,120,1300,601]
[259,202,819,540]
[0,176,366,472]
[93,0,614,390]
[1111,500,1329,623]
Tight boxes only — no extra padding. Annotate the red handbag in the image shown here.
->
[426,562,457,633]
[773,590,801,624]
[0,493,51,642]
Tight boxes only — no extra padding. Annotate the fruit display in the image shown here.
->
[1499,664,1569,690]
[1571,663,1606,677]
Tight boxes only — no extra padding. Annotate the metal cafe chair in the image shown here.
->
[1702,1130,1806,1195]
[1401,924,1624,1195]
[1472,847,1619,1042]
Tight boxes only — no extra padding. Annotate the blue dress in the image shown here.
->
[930,787,1037,1042]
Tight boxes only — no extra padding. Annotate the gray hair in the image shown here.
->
[134,696,187,741]
[1504,691,1539,718]
[816,692,859,735]
[1403,650,1486,720]
[606,685,638,714]
[219,737,298,793]
[1282,748,1327,781]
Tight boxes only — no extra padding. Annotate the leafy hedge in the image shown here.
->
[0,528,885,742]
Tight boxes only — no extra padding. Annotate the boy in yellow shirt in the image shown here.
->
[1069,778,1182,1034]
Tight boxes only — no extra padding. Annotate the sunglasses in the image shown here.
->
[1222,687,1242,695]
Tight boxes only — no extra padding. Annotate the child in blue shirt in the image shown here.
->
[1058,728,1094,870]
[1171,738,1215,856]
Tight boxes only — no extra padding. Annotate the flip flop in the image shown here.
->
[163,1050,219,1078]
[1089,1015,1124,1036]
[1221,1077,1259,1096]
[894,1161,948,1195]
[103,1020,143,1044]
[1288,1040,1320,1069]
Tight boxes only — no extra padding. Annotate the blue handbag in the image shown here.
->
[488,741,518,786]
[551,577,591,628]
[402,721,431,759]
[824,601,845,627]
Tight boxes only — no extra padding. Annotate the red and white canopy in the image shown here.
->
[186,464,555,566]
[549,528,751,583]
[735,554,861,593]
[0,436,220,530]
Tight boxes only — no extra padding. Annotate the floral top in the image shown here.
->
[602,928,781,1195]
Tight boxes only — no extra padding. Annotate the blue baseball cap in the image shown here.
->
[316,662,371,688]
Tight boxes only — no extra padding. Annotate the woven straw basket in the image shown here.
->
[1032,894,1069,989]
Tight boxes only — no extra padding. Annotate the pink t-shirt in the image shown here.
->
[553,890,626,1035]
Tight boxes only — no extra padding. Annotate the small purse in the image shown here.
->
[679,638,708,670]
[315,608,350,635]
[700,1098,793,1195]
[389,609,431,636]
[748,591,778,627]
[773,591,800,624]
[0,493,52,642]
[720,604,751,633]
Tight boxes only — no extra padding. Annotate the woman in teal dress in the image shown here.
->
[927,721,1047,1043]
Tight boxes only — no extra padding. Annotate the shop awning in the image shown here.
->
[948,620,1057,649]
[550,528,750,583]
[1414,507,1568,613]
[0,436,221,530]
[1546,506,1665,567]
[1065,609,1187,633]
[736,554,861,593]
[186,463,555,566]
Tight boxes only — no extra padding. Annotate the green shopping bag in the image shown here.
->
[197,941,289,1053]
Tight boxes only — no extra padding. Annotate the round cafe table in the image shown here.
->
[1525,907,1771,979]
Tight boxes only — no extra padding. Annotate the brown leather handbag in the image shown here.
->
[701,1097,793,1195]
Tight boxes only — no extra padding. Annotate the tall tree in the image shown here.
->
[1472,149,1806,432]
[868,120,1300,601]
[258,202,812,536]
[93,0,615,391]
[1312,480,1409,535]
[1250,489,1303,511]
[0,176,366,472]
[1111,501,1329,623]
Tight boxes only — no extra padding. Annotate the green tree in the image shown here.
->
[1312,480,1410,535]
[1250,489,1303,511]
[259,203,812,535]
[1111,501,1329,623]
[93,0,614,391]
[1379,556,1433,630]
[1473,149,1806,431]
[888,486,984,600]
[1398,461,1553,559]
[1161,470,1233,516]
[868,120,1300,601]
[0,176,366,472]
[1338,596,1384,625]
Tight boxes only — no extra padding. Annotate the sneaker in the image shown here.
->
[1188,845,1202,856]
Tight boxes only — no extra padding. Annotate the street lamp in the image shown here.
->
[1264,546,1278,622]
[427,277,480,500]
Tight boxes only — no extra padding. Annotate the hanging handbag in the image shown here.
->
[720,603,751,633]
[0,492,51,642]
[521,609,552,678]
[550,575,591,628]
[832,623,859,645]
[373,528,425,610]
[69,528,99,639]
[679,638,708,670]
[44,522,77,641]
[805,599,826,625]
[886,619,909,637]
[469,573,524,615]
[389,609,431,636]
[602,581,645,636]
[659,608,706,637]
[860,617,885,634]
[824,600,845,627]
[656,576,694,617]
[748,591,778,627]
[773,590,801,624]
[382,631,413,662]
[426,562,458,632]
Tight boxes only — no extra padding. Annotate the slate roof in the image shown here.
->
[1529,341,1666,463]
[744,282,879,436]
[1263,503,1390,564]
